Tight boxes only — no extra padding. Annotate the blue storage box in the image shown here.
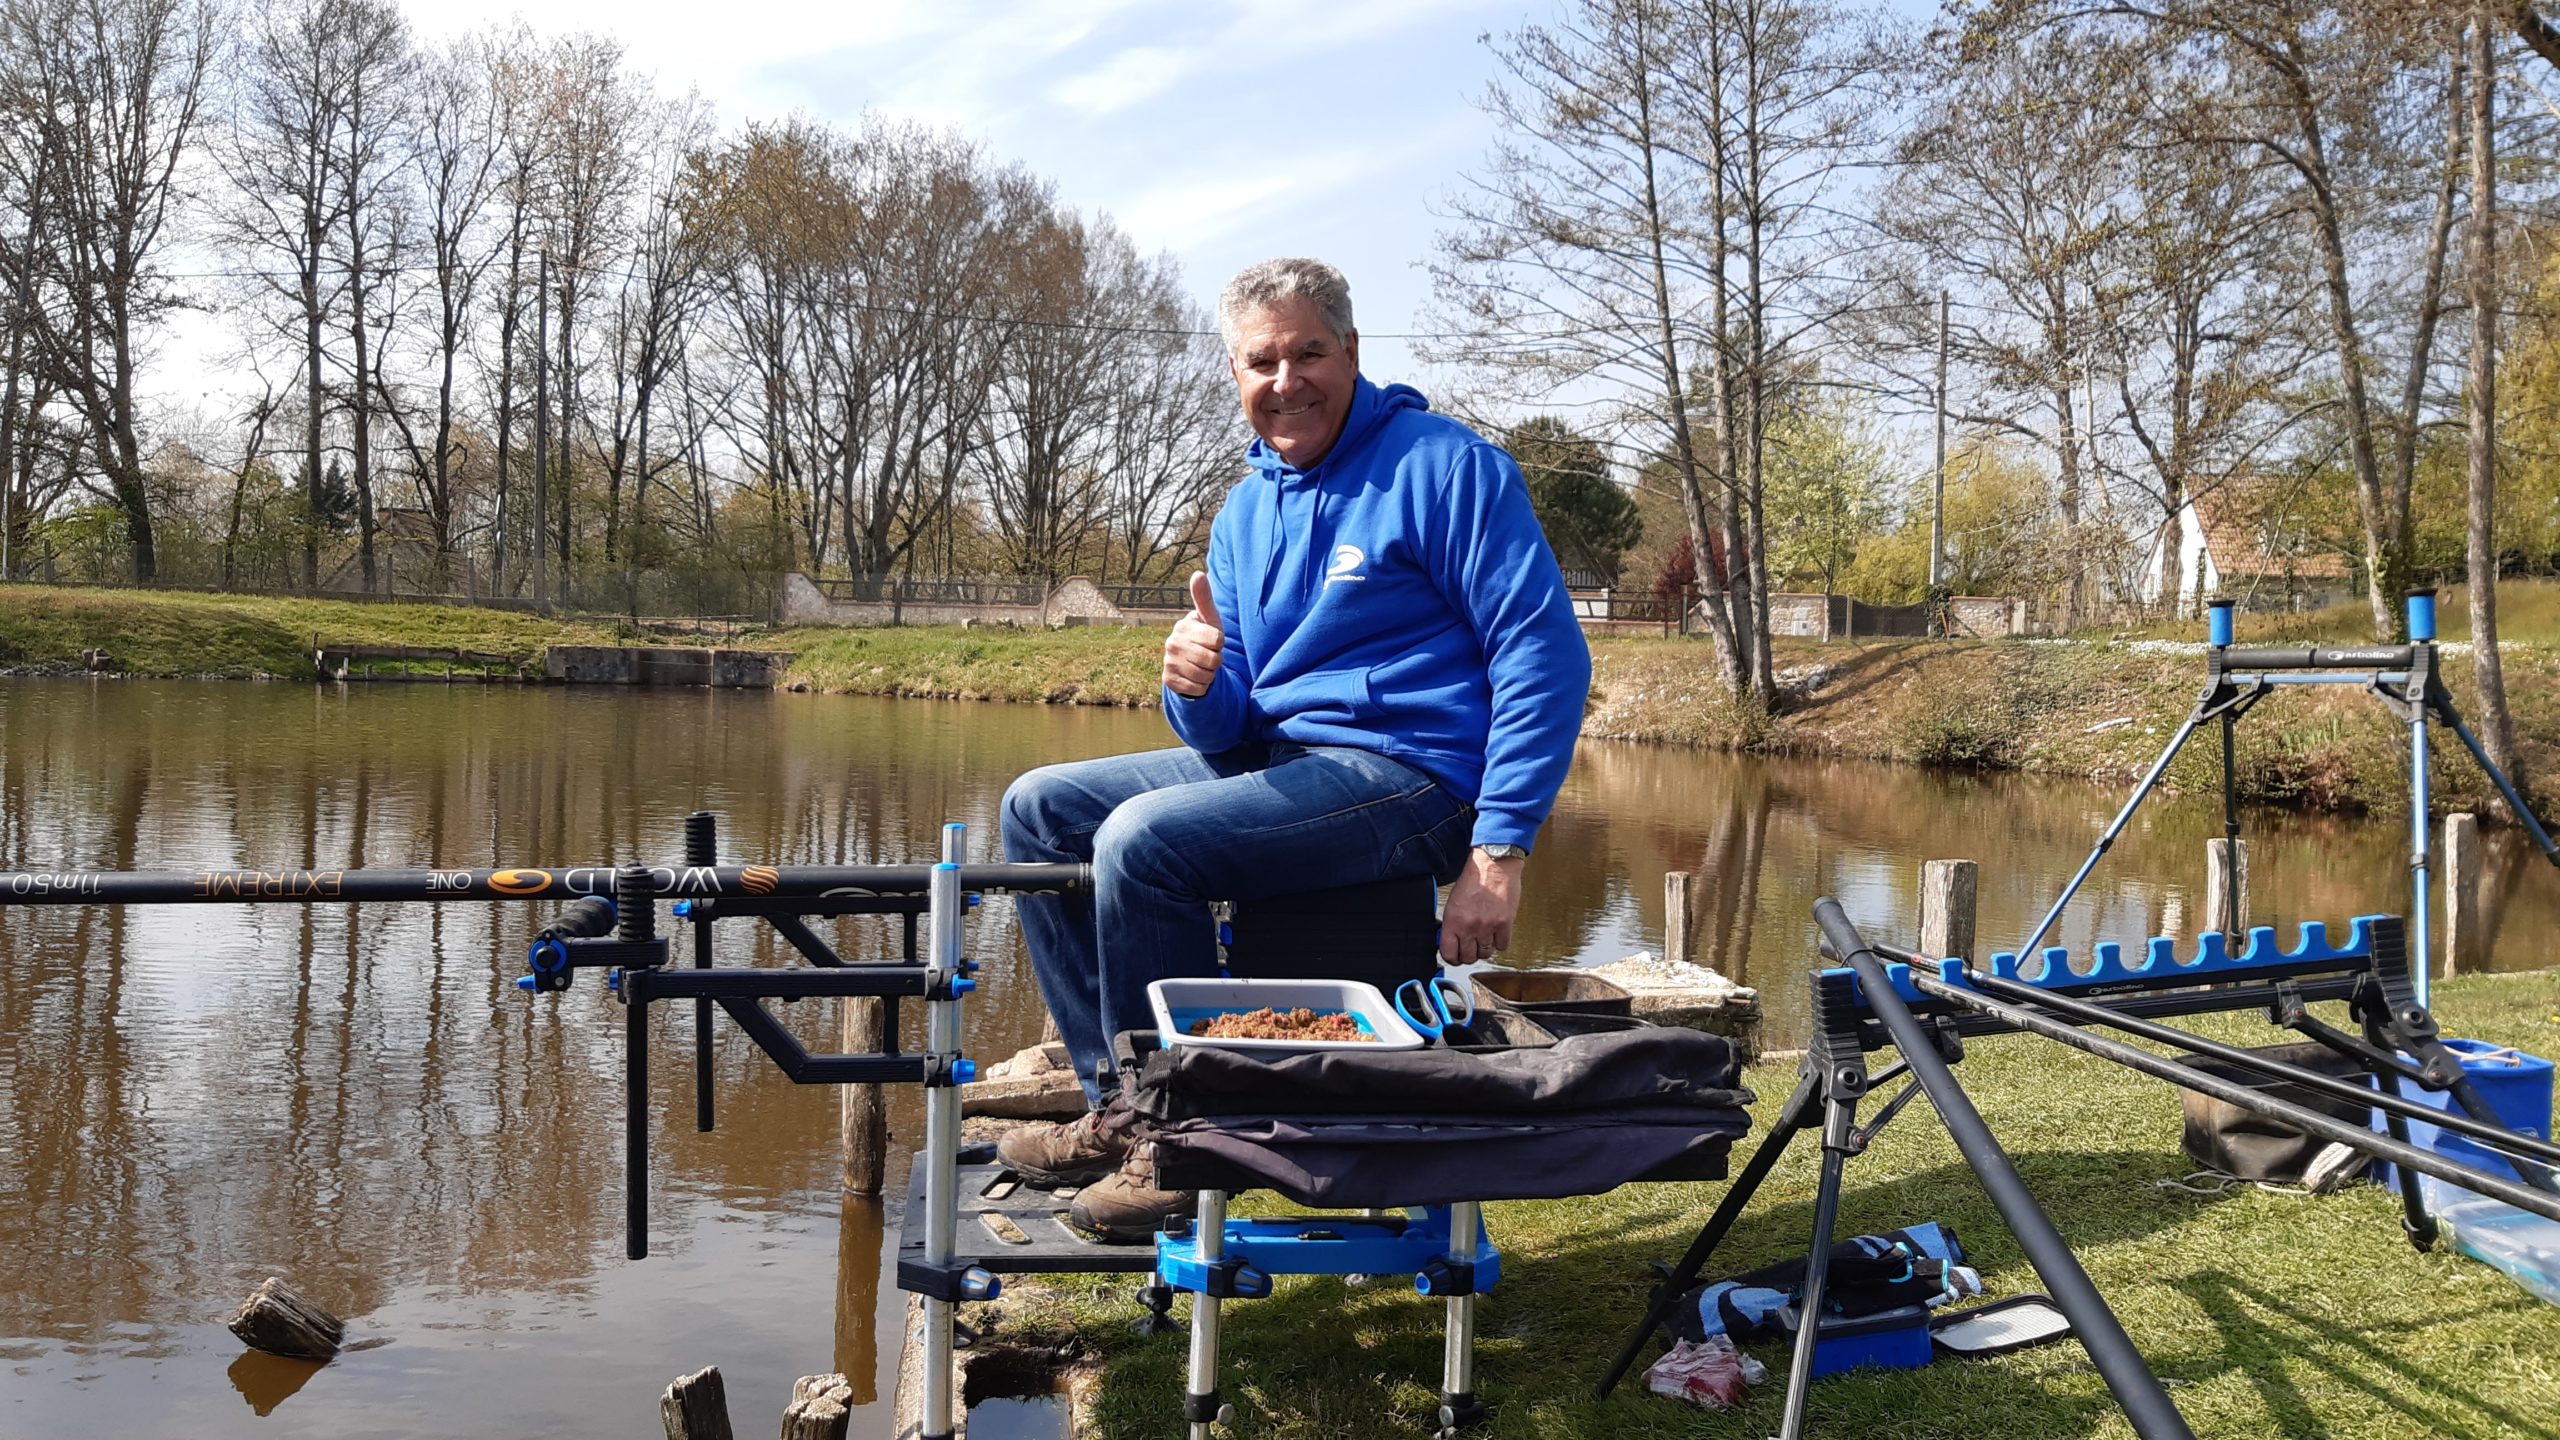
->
[1807,1303,1934,1378]
[2375,1040,2553,1196]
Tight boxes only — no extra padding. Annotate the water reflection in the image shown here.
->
[0,679,2550,1436]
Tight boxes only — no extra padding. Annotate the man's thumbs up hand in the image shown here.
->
[1163,570,1225,698]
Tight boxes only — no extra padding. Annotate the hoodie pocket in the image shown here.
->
[1269,666,1375,727]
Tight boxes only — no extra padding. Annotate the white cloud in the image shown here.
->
[1049,44,1191,117]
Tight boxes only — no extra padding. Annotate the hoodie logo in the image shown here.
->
[1325,544,1366,586]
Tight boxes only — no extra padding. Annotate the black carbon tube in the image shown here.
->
[0,861,1093,905]
[2221,646,2415,671]
[1874,943,2560,1169]
[1814,899,2197,1440]
[1890,962,2560,1225]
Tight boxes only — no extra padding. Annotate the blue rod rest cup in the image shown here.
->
[2206,601,2233,648]
[2407,589,2437,642]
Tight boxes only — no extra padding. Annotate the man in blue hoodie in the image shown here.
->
[998,257,1591,1238]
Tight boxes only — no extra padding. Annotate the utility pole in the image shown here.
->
[531,250,551,616]
[1929,289,1949,629]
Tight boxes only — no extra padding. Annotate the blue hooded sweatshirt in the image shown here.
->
[1165,375,1591,852]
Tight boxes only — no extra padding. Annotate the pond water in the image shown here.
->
[1,679,2551,1437]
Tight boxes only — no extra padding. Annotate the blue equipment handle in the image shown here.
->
[1394,974,1474,1041]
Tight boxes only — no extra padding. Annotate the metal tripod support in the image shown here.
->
[2025,590,2560,1009]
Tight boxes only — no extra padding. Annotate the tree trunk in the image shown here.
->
[2465,9,2521,792]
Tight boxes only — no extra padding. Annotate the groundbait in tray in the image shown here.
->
[1147,977,1426,1054]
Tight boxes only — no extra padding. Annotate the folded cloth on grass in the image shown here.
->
[1127,1028,1749,1122]
[1126,1030,1755,1208]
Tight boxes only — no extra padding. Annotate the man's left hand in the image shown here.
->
[1441,848,1525,966]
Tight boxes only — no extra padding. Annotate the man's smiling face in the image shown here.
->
[1227,296,1359,467]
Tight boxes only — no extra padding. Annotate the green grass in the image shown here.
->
[982,970,2560,1438]
[2083,580,2560,647]
[0,583,636,678]
[773,623,1164,704]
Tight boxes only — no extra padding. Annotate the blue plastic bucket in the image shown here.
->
[2389,1040,2553,1189]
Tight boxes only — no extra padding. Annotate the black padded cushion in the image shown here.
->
[1224,874,1440,991]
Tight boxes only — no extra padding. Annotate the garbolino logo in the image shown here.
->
[1325,544,1366,585]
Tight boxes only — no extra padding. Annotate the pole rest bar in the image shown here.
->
[1845,915,2395,1008]
[2220,647,2417,671]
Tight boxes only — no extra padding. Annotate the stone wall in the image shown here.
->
[777,573,1167,630]
[1945,596,2022,639]
[543,645,793,686]
[1768,593,1827,638]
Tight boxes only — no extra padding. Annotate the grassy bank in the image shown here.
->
[9,584,2555,812]
[980,969,2560,1439]
[0,583,629,678]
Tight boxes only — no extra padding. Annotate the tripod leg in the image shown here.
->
[1594,1073,1820,1398]
[2436,698,2560,866]
[2376,1072,2442,1252]
[1775,1091,1860,1440]
[2021,706,2209,955]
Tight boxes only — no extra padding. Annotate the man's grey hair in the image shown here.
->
[1218,258,1355,353]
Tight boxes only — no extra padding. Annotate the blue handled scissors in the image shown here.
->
[1394,973,1475,1044]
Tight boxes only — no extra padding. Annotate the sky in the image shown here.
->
[147,0,1541,415]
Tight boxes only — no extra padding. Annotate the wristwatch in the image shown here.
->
[1475,844,1528,861]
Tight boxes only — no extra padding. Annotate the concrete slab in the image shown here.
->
[1586,952,1762,1059]
[964,1042,1086,1121]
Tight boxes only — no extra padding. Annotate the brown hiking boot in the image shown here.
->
[1065,1141,1198,1244]
[996,1110,1129,1187]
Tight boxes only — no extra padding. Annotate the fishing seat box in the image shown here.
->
[2174,1041,2375,1184]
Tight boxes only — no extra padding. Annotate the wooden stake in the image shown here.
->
[780,1373,855,1440]
[1664,872,1693,966]
[2445,813,2483,977]
[840,996,888,1196]
[1918,859,1977,962]
[225,1277,343,1360]
[659,1366,734,1440]
[2205,839,2248,936]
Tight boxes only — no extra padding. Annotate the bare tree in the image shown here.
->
[1430,0,1750,693]
[0,0,217,583]
[2466,5,2520,787]
[539,32,643,597]
[327,0,413,592]
[374,36,502,588]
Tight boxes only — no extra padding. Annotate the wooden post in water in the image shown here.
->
[2205,839,2249,936]
[1664,872,1693,966]
[840,996,889,1196]
[780,1374,855,1440]
[226,1277,344,1360]
[2445,813,2483,976]
[1918,859,1977,961]
[659,1366,734,1440]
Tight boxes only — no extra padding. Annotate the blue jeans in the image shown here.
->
[1001,742,1472,1104]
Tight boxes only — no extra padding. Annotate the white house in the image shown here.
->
[2137,484,2350,614]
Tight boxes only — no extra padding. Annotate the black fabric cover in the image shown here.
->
[1128,1027,1749,1121]
[1128,1029,1754,1208]
[2175,1043,2374,1183]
